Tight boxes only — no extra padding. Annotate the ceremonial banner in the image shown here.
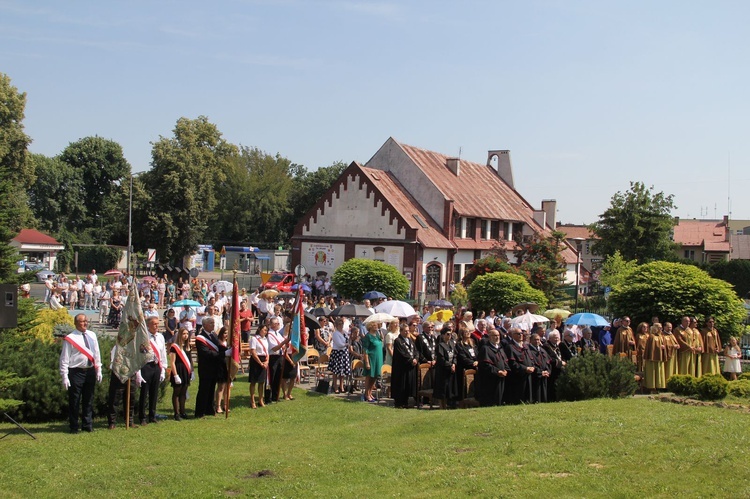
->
[290,286,308,363]
[228,276,241,381]
[112,281,153,383]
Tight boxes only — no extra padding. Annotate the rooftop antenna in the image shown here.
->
[458,147,462,160]
[728,152,732,221]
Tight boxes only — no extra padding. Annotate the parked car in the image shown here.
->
[36,270,57,282]
[261,272,296,292]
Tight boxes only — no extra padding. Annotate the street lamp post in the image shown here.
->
[573,238,584,313]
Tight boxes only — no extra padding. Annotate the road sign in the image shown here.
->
[147,248,157,262]
[294,264,306,278]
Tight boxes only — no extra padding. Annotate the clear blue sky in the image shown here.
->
[2,0,749,225]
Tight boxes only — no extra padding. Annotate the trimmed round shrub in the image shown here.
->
[666,374,698,396]
[727,379,750,398]
[557,352,637,401]
[695,374,728,400]
[738,372,750,382]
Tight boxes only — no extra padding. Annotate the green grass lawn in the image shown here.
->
[1,379,749,498]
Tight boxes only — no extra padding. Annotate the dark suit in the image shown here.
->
[455,341,478,400]
[577,337,598,355]
[543,342,564,402]
[392,335,418,408]
[195,329,227,418]
[527,344,550,403]
[560,341,578,362]
[504,341,533,404]
[477,342,508,406]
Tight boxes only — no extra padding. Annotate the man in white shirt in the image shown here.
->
[83,279,94,310]
[138,316,167,425]
[179,305,196,334]
[59,314,102,433]
[267,316,290,403]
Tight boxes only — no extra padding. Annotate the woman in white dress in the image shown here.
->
[723,336,743,380]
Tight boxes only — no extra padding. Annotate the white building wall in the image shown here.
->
[354,244,404,271]
[421,248,448,294]
[302,173,406,240]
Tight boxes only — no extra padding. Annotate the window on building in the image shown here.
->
[684,249,695,260]
[453,263,462,283]
[490,220,500,240]
[466,218,476,239]
[454,216,462,239]
[480,220,488,239]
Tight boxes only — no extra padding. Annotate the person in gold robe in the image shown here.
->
[613,316,636,358]
[662,322,680,380]
[700,316,721,375]
[644,323,667,391]
[674,316,694,375]
[690,317,704,377]
[635,322,650,372]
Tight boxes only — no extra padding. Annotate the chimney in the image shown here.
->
[533,210,546,229]
[487,150,514,188]
[446,157,460,176]
[541,199,557,230]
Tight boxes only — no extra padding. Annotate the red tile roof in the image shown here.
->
[673,219,729,252]
[358,165,454,249]
[12,228,61,245]
[557,224,596,240]
[381,139,578,264]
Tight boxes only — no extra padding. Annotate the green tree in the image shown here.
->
[590,182,677,263]
[0,73,32,280]
[515,230,568,304]
[462,253,519,287]
[288,161,347,231]
[145,116,238,262]
[467,272,547,315]
[332,259,410,300]
[598,250,639,290]
[709,259,750,299]
[59,136,131,240]
[608,261,746,340]
[28,153,86,235]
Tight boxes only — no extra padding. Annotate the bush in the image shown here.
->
[557,353,637,401]
[666,374,698,396]
[331,259,410,301]
[738,372,750,381]
[467,272,548,316]
[0,334,116,422]
[727,379,750,398]
[695,374,728,401]
[27,307,74,343]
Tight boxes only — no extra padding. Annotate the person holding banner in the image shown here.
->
[169,327,193,421]
[138,316,167,425]
[60,314,102,433]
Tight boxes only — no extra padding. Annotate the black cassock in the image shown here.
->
[543,342,564,402]
[432,340,457,401]
[477,342,509,407]
[527,345,550,403]
[391,335,418,408]
[504,341,533,405]
[455,341,478,400]
[195,330,227,418]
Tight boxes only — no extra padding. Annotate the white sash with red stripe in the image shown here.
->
[170,343,192,376]
[195,334,218,352]
[64,335,95,366]
[150,339,163,369]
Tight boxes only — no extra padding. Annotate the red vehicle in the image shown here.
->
[262,272,295,292]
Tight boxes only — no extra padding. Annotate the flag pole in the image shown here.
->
[125,379,130,430]
[225,268,240,418]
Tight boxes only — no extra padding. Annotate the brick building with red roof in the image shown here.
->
[291,138,578,301]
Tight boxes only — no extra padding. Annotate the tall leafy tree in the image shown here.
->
[28,153,86,235]
[59,136,131,239]
[590,182,677,263]
[514,230,568,304]
[0,73,32,280]
[288,160,347,229]
[146,116,237,262]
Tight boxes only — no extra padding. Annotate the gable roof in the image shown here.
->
[391,139,540,223]
[673,219,729,252]
[12,228,61,246]
[358,165,453,249]
[556,224,596,240]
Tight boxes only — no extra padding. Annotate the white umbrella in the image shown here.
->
[510,310,549,331]
[374,300,417,318]
[363,312,396,324]
[214,280,233,294]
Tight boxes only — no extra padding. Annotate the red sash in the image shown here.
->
[150,338,163,369]
[195,335,218,352]
[170,343,192,376]
[253,336,268,356]
[64,335,96,366]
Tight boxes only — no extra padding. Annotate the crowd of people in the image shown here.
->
[58,271,746,433]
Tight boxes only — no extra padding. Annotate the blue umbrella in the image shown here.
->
[362,290,386,300]
[565,312,610,327]
[291,283,312,292]
[428,299,453,307]
[172,299,201,307]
